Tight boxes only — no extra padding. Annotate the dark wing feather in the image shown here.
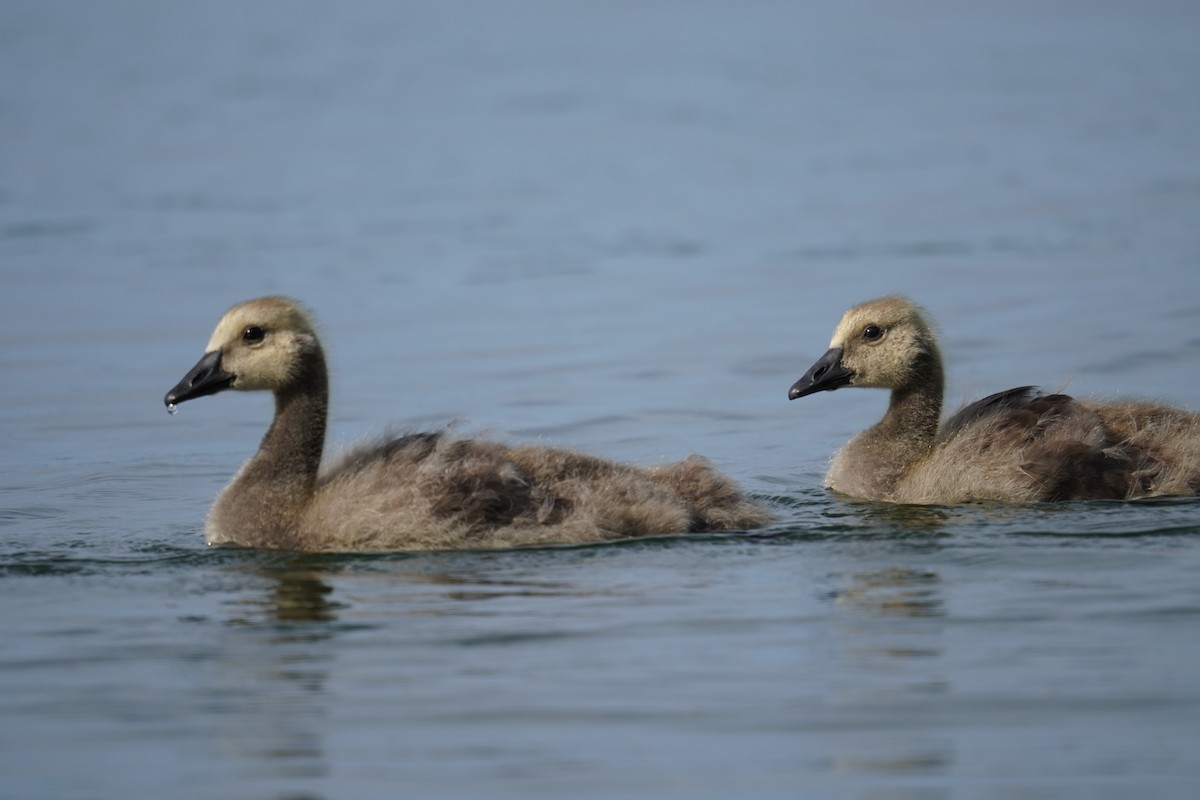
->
[939,386,1039,443]
[942,388,1140,500]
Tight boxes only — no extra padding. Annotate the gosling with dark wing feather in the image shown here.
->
[788,296,1200,503]
[166,297,769,551]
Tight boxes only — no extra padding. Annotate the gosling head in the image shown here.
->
[788,296,941,400]
[165,296,321,408]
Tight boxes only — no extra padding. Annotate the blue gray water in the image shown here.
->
[3,2,1200,798]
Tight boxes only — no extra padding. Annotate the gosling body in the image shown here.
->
[789,296,1200,504]
[167,297,769,551]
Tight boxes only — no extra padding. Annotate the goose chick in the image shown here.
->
[787,295,1200,504]
[166,296,770,551]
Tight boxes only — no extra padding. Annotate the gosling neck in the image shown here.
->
[208,347,328,549]
[255,351,329,488]
[829,349,945,499]
[877,358,944,451]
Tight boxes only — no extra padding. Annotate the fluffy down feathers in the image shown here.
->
[789,296,1200,504]
[168,297,769,551]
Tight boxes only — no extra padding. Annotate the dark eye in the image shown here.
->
[863,324,883,341]
[242,326,266,344]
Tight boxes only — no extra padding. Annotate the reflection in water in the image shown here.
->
[831,566,953,778]
[212,566,344,794]
[834,567,944,619]
[385,568,578,605]
[855,503,955,537]
[813,499,958,546]
[208,559,597,795]
[267,572,343,623]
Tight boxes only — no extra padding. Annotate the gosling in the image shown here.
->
[788,295,1200,504]
[165,296,770,551]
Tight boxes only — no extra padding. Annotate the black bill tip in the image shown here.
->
[165,350,234,408]
[788,347,852,400]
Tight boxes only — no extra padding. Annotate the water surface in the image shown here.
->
[2,2,1200,798]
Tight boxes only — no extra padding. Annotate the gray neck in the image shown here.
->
[254,364,329,490]
[209,348,328,548]
[877,368,943,448]
[831,349,944,498]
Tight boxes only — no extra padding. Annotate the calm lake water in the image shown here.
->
[3,1,1200,798]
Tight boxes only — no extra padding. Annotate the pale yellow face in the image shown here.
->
[829,296,939,390]
[204,296,319,392]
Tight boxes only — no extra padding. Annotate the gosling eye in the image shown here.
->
[242,326,266,345]
[862,324,884,341]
